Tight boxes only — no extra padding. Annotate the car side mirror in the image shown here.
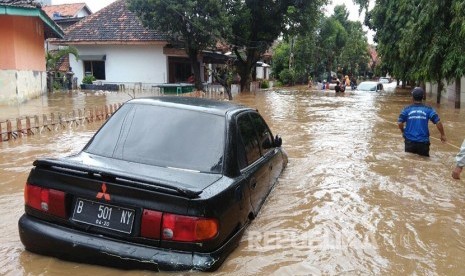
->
[274,135,282,147]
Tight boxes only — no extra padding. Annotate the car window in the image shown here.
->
[84,103,225,173]
[237,113,261,168]
[249,112,273,156]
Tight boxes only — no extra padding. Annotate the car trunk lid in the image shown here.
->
[34,152,223,198]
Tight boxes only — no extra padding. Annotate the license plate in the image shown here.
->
[72,198,135,234]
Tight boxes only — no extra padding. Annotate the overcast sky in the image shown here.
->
[51,0,374,43]
[51,0,116,13]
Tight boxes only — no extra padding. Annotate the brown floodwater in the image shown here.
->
[1,87,465,275]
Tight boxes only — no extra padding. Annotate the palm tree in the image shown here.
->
[46,47,79,92]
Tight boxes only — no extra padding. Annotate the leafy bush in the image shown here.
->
[260,79,270,89]
[274,80,283,87]
[53,80,62,90]
[82,75,96,84]
[279,69,295,85]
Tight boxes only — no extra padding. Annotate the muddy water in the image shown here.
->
[1,88,465,275]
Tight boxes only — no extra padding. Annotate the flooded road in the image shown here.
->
[1,88,465,275]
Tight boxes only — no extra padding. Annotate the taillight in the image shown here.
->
[141,209,163,239]
[161,213,218,242]
[140,209,219,242]
[24,183,67,218]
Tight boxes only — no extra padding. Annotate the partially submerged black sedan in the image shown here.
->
[18,96,288,271]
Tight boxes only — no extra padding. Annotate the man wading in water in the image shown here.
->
[397,87,446,157]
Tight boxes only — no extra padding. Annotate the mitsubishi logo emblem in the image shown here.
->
[96,183,111,201]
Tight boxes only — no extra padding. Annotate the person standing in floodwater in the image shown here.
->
[397,87,446,157]
[334,81,342,93]
[344,75,350,88]
[452,139,465,179]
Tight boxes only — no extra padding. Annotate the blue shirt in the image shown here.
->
[398,103,440,143]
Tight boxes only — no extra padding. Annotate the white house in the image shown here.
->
[52,0,170,90]
[51,0,268,92]
[256,61,271,80]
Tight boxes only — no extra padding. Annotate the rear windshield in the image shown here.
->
[84,103,225,173]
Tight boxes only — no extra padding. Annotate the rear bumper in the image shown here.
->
[18,214,243,272]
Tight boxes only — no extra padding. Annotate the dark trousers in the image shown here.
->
[405,139,430,157]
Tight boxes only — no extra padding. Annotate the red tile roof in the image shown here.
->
[60,0,167,44]
[42,3,90,19]
[48,50,70,72]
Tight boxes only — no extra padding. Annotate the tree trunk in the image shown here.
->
[455,76,461,109]
[437,79,442,104]
[188,50,204,91]
[240,78,248,92]
[238,62,251,93]
[211,69,233,100]
[235,47,261,93]
[47,72,54,93]
[225,86,233,100]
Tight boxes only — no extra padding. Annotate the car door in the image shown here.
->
[236,112,269,215]
[249,112,284,189]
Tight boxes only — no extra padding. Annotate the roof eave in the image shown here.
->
[51,40,169,46]
[0,5,64,38]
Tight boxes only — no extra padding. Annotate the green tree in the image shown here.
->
[292,34,318,83]
[271,41,291,82]
[402,0,452,103]
[128,0,228,91]
[338,20,369,77]
[317,16,348,81]
[333,5,349,27]
[271,34,319,85]
[442,0,465,107]
[272,3,370,85]
[353,0,370,12]
[367,0,417,87]
[368,0,465,106]
[46,46,79,92]
[226,0,327,92]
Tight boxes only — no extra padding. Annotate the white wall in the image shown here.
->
[0,69,46,105]
[76,9,90,18]
[69,44,167,86]
[256,66,271,80]
[426,76,465,105]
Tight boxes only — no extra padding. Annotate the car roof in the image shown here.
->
[127,96,252,116]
